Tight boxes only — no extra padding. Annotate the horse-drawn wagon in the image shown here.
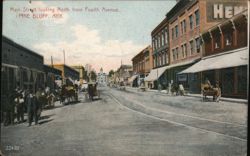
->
[201,83,221,102]
[85,82,100,101]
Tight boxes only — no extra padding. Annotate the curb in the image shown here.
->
[126,87,248,104]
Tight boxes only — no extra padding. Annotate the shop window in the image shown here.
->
[237,66,247,93]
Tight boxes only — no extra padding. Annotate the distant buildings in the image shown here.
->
[53,64,80,85]
[114,65,133,85]
[44,65,62,90]
[131,46,153,88]
[97,68,107,85]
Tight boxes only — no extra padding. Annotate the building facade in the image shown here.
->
[71,65,85,85]
[97,68,107,85]
[53,64,80,85]
[131,46,153,87]
[144,18,169,89]
[180,10,248,98]
[115,65,133,85]
[2,36,45,94]
[166,0,247,90]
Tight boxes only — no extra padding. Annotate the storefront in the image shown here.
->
[179,47,248,98]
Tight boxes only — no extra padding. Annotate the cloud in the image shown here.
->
[33,24,145,72]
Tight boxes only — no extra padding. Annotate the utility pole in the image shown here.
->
[63,49,65,64]
[51,56,54,68]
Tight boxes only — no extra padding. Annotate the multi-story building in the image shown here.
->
[115,65,133,85]
[180,10,248,98]
[2,36,45,93]
[71,65,85,85]
[166,0,247,90]
[131,46,153,87]
[53,64,79,85]
[144,18,169,89]
[97,68,107,85]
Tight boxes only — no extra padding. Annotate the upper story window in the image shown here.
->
[175,25,179,38]
[181,45,185,58]
[172,49,175,61]
[165,28,168,45]
[183,43,187,57]
[225,32,233,46]
[189,15,193,30]
[162,32,165,46]
[176,47,179,60]
[195,37,201,53]
[172,28,174,39]
[215,35,221,49]
[190,40,194,54]
[181,20,186,34]
[195,10,200,26]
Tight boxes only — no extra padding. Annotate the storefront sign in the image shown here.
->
[206,1,247,22]
[178,74,187,81]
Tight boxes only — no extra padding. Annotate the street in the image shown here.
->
[1,86,247,156]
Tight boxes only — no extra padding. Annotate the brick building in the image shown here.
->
[144,18,169,89]
[180,10,248,98]
[166,0,247,90]
[2,36,45,94]
[131,46,153,87]
[53,64,79,85]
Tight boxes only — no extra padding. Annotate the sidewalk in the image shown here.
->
[126,86,248,104]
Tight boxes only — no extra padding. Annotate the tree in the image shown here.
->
[108,70,115,77]
[90,71,97,81]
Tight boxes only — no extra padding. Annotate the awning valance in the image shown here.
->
[179,47,248,74]
[144,66,168,82]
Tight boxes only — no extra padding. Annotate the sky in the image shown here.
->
[3,0,176,73]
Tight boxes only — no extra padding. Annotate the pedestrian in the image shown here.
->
[16,94,25,123]
[26,90,39,126]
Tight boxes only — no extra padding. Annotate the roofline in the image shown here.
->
[151,17,168,36]
[132,45,152,61]
[2,35,44,59]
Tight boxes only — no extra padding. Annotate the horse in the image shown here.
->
[60,85,78,105]
[201,83,221,102]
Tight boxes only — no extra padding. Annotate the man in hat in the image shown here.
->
[26,90,39,126]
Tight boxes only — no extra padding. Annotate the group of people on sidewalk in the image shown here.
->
[1,86,55,127]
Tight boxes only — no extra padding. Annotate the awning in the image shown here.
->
[128,75,138,83]
[144,59,197,82]
[144,66,168,82]
[179,47,248,74]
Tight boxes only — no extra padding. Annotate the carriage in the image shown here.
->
[85,82,100,101]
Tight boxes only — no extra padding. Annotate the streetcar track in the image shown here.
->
[112,87,246,127]
[107,92,247,142]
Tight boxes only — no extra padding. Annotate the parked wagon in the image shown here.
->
[85,82,100,101]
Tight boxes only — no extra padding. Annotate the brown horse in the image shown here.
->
[201,84,221,102]
[60,85,78,104]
